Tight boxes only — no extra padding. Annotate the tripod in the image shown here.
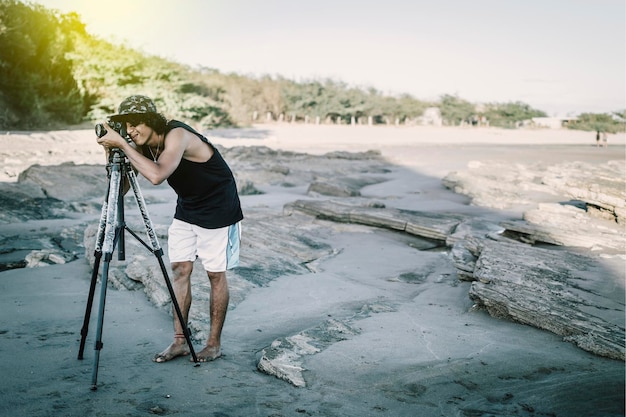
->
[77,148,198,390]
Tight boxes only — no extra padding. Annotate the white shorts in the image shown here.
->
[167,219,241,272]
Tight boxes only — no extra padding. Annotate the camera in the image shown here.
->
[95,119,128,139]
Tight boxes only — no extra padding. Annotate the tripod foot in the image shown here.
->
[90,385,98,391]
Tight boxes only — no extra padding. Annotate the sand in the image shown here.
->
[0,124,624,417]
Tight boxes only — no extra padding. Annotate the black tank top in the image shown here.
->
[165,120,243,229]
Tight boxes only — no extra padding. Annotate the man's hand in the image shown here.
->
[95,122,127,150]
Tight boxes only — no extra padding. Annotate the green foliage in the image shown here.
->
[566,112,625,134]
[0,0,86,128]
[218,73,285,124]
[440,94,476,126]
[0,0,578,132]
[484,101,547,128]
[438,94,475,126]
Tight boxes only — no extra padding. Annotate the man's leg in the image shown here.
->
[196,271,229,362]
[153,261,194,363]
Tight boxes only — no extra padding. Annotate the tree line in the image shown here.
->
[0,0,623,134]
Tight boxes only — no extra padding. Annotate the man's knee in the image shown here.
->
[171,261,193,280]
[207,271,227,285]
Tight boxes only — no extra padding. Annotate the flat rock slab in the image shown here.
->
[467,239,625,361]
[443,160,625,253]
[285,199,467,242]
[289,199,625,362]
[541,160,625,221]
[443,160,625,222]
[18,162,107,202]
[257,318,360,387]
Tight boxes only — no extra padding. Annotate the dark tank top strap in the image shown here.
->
[166,120,212,146]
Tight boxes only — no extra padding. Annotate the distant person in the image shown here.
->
[602,132,608,148]
[596,131,600,147]
[95,95,244,363]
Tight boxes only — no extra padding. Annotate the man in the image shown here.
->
[96,95,243,363]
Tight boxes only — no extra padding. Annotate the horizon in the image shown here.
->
[31,0,626,117]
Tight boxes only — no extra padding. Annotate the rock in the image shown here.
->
[3,143,623,366]
[442,160,558,211]
[257,300,397,387]
[25,249,76,267]
[443,160,625,253]
[443,161,626,223]
[257,336,314,388]
[225,146,389,191]
[257,318,360,387]
[467,239,624,361]
[18,162,107,202]
[541,160,625,224]
[285,199,467,242]
[286,198,625,362]
[502,203,625,252]
[0,222,85,271]
[0,182,68,224]
[307,175,388,197]
[0,163,108,224]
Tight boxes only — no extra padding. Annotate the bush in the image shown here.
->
[567,112,624,134]
[0,1,86,128]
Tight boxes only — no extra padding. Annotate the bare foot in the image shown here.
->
[153,341,190,363]
[194,345,221,362]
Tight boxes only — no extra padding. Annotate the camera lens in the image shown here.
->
[95,123,107,138]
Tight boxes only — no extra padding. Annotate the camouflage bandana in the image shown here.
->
[110,95,157,120]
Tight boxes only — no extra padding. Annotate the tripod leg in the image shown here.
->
[89,153,123,389]
[155,249,199,364]
[78,191,110,359]
[91,253,112,390]
[116,169,126,261]
[126,169,199,364]
[78,252,101,360]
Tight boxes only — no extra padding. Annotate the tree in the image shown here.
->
[0,0,559,131]
[567,112,624,134]
[0,1,85,128]
[439,94,474,126]
[484,101,546,128]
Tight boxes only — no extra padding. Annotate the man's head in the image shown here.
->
[110,95,167,134]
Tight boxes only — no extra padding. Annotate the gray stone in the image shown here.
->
[2,144,624,366]
[467,240,624,361]
[285,199,467,242]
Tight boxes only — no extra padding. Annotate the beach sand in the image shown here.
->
[0,124,624,416]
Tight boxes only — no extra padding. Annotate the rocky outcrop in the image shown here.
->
[1,145,623,381]
[541,160,626,224]
[257,301,396,387]
[443,160,625,252]
[287,198,625,362]
[436,158,626,361]
[257,318,361,387]
[0,219,86,271]
[0,147,387,271]
[222,146,388,194]
[452,238,624,361]
[502,205,625,252]
[18,162,107,202]
[0,181,69,224]
[0,163,105,225]
[285,199,467,241]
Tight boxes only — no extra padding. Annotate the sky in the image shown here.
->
[32,0,626,116]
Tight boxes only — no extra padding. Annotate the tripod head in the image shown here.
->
[95,120,135,173]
